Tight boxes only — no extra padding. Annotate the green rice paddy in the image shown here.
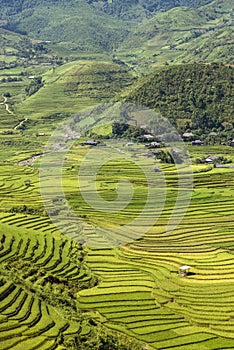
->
[0,61,234,349]
[1,137,234,349]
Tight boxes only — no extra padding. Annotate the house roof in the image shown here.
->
[179,265,191,270]
[143,134,154,139]
[205,155,218,162]
[191,140,203,144]
[215,164,227,168]
[183,132,193,137]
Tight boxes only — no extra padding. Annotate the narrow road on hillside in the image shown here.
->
[14,117,28,130]
[0,96,14,114]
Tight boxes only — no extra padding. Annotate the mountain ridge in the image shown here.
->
[0,0,228,57]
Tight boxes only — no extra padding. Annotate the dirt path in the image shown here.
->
[1,95,27,131]
[18,153,44,166]
[0,96,14,114]
[14,117,28,130]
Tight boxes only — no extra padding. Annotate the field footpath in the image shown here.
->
[0,96,14,115]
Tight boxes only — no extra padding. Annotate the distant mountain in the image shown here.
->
[0,0,232,62]
[116,0,233,70]
[0,0,215,53]
[127,63,234,135]
[0,0,130,52]
[87,0,214,19]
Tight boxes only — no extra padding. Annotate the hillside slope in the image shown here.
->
[127,63,234,135]
[87,0,213,19]
[16,60,136,123]
[0,0,224,56]
[117,0,233,70]
[0,0,130,52]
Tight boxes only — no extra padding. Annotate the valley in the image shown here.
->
[0,0,233,349]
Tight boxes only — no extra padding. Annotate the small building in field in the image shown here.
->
[179,265,191,277]
[83,140,98,146]
[145,141,161,149]
[191,140,203,146]
[215,164,227,168]
[183,132,194,138]
[205,155,218,163]
[153,166,161,172]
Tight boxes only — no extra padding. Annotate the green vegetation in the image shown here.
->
[88,0,213,19]
[0,0,131,53]
[127,63,234,138]
[0,0,232,68]
[116,0,233,71]
[1,130,234,348]
[0,0,234,349]
[0,216,144,349]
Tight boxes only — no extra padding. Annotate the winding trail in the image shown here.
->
[14,117,28,130]
[0,96,14,114]
[0,95,28,130]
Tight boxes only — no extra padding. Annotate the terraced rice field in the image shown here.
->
[74,145,234,348]
[0,141,234,349]
[0,214,97,349]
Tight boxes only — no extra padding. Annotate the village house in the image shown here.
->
[191,140,203,146]
[183,132,194,138]
[83,140,98,146]
[179,265,192,277]
[145,141,161,149]
[215,164,227,168]
[205,155,219,163]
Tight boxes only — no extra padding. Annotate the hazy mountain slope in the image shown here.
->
[88,0,214,19]
[116,0,233,70]
[0,0,217,53]
[0,0,130,52]
[0,0,214,19]
[0,28,32,63]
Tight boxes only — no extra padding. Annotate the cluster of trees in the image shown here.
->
[112,121,148,140]
[156,149,184,164]
[25,76,43,96]
[0,76,22,83]
[128,63,234,138]
[10,204,45,215]
[87,0,213,19]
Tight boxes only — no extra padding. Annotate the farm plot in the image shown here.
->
[0,219,95,350]
[2,134,234,349]
[77,248,231,349]
[75,153,234,349]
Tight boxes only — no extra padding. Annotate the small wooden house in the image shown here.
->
[191,140,203,146]
[179,265,191,277]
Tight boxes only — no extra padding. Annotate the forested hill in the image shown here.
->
[87,0,213,19]
[0,0,215,53]
[0,0,214,18]
[0,0,130,52]
[116,0,233,69]
[127,63,234,136]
